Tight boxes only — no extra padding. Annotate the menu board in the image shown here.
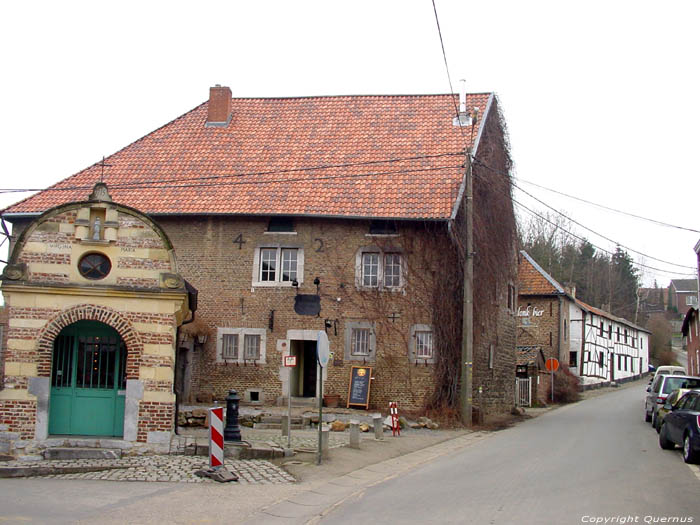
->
[347,366,372,409]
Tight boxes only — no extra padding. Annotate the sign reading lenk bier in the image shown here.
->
[347,366,373,409]
[517,305,545,318]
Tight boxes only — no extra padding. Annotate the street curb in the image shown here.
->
[0,464,124,479]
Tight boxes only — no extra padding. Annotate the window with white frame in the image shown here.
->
[687,295,698,306]
[362,253,379,287]
[216,328,267,364]
[383,253,402,288]
[415,331,433,359]
[222,333,239,360]
[356,247,403,290]
[244,334,261,360]
[351,328,371,356]
[409,324,435,363]
[253,245,303,286]
[344,321,376,361]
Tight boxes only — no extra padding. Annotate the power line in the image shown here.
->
[512,180,695,271]
[0,151,465,195]
[431,0,468,145]
[1,164,464,195]
[471,158,698,272]
[513,199,696,278]
[516,176,700,235]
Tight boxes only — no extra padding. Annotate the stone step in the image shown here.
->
[259,416,303,424]
[43,447,122,460]
[253,423,305,430]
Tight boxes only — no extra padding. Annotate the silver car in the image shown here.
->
[645,375,700,427]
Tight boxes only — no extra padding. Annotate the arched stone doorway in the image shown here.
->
[49,320,127,437]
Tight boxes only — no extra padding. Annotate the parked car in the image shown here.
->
[645,375,700,425]
[654,388,692,433]
[647,365,686,386]
[659,389,700,464]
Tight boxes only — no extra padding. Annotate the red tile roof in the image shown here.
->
[518,251,565,295]
[3,93,492,219]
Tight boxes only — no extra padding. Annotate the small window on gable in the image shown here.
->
[267,216,295,233]
[369,220,397,235]
[507,284,516,311]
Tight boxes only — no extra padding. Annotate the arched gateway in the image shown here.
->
[0,184,192,449]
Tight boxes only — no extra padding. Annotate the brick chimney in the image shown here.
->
[206,85,232,127]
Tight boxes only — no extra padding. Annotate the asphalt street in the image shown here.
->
[319,383,700,524]
[2,383,698,524]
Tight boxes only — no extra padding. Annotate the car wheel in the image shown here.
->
[652,411,658,430]
[683,434,699,464]
[659,424,675,450]
[645,409,652,423]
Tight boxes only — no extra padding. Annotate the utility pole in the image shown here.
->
[460,148,474,427]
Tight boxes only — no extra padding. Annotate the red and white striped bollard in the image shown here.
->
[209,406,224,468]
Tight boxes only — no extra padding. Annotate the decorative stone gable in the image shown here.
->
[0,184,190,450]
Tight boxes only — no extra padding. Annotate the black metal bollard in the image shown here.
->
[224,389,242,442]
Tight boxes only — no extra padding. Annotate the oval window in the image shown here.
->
[78,253,111,280]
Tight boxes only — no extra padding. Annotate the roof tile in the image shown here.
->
[3,94,490,219]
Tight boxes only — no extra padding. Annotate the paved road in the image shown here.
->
[318,383,700,524]
[3,384,699,524]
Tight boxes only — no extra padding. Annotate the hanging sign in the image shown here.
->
[347,366,373,409]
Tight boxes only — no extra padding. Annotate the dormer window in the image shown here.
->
[369,220,398,235]
[267,217,295,233]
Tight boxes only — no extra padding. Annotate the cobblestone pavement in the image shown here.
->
[4,456,295,484]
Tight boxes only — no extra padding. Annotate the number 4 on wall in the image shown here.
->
[233,234,246,249]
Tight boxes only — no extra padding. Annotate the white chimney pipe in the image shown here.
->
[459,79,466,114]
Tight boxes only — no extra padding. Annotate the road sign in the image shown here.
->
[545,358,560,372]
[284,355,297,367]
[317,331,330,367]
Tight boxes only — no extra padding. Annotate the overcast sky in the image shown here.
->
[1,0,698,288]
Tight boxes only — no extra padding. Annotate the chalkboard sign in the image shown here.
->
[347,366,373,409]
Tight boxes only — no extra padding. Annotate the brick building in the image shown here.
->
[682,308,699,376]
[1,85,518,450]
[518,251,649,401]
[668,279,699,316]
[683,239,700,376]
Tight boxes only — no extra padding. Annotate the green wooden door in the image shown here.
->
[49,321,126,437]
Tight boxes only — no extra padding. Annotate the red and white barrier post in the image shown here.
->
[389,401,400,437]
[209,406,224,468]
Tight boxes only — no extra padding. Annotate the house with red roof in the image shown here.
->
[518,251,650,402]
[0,85,518,452]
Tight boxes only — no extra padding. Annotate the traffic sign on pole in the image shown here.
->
[545,358,559,372]
[545,358,559,402]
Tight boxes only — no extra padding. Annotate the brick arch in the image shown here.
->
[37,304,143,378]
